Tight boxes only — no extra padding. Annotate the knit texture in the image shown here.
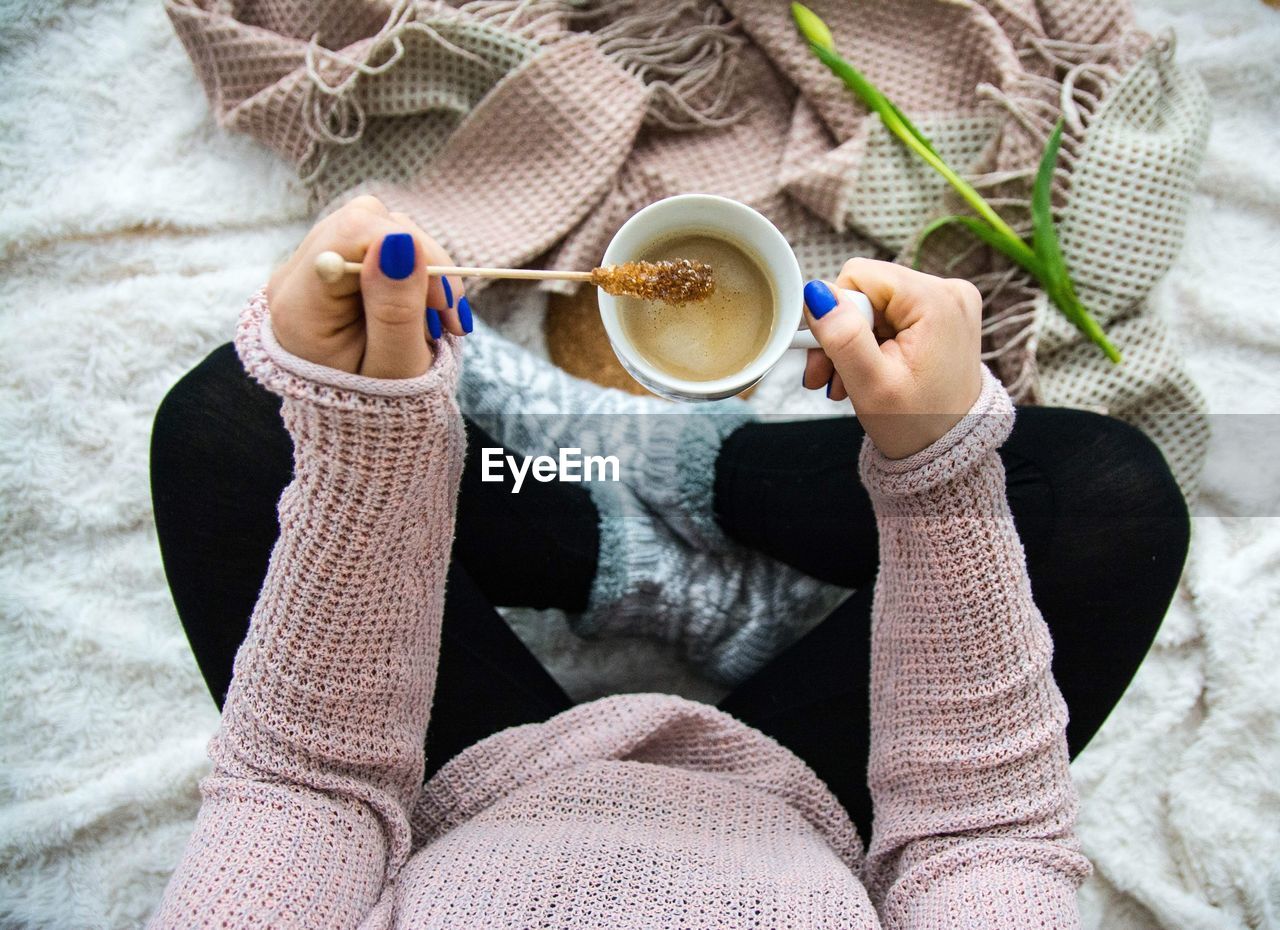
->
[459,317,754,550]
[586,480,849,686]
[460,317,849,685]
[148,292,1089,928]
[165,0,1210,497]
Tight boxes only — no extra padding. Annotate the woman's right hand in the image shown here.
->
[265,195,468,381]
[800,258,986,460]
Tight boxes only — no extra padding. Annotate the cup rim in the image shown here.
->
[597,194,802,400]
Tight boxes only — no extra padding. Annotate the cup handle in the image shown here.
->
[789,288,875,350]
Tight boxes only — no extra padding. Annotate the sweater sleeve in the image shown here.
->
[149,290,466,930]
[860,367,1091,929]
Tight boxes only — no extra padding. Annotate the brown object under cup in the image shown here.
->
[544,286,756,400]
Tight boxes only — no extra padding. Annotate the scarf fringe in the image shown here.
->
[580,0,746,130]
[461,0,747,128]
[921,32,1164,397]
[299,0,505,185]
[968,33,1137,222]
[297,0,743,186]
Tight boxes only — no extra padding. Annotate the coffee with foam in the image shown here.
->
[616,233,774,383]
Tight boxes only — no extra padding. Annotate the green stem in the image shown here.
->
[882,109,1036,266]
[807,43,1037,270]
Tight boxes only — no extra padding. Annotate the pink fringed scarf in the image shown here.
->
[165,0,1211,492]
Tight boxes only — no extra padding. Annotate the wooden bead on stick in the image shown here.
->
[314,250,356,284]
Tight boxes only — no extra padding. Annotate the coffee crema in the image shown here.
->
[616,233,774,382]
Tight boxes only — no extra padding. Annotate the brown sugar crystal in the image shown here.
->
[591,259,715,304]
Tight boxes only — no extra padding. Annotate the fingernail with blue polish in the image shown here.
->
[458,295,473,334]
[825,376,834,399]
[441,275,454,309]
[379,233,415,280]
[803,280,838,319]
[426,307,443,340]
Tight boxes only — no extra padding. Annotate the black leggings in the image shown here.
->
[151,343,1189,840]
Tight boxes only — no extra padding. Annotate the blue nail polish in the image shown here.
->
[379,233,415,280]
[825,376,834,399]
[426,307,443,340]
[441,275,454,309]
[458,295,473,334]
[803,280,838,319]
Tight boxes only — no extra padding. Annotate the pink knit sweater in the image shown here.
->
[149,291,1089,929]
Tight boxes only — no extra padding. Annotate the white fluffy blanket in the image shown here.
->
[1,1,1277,926]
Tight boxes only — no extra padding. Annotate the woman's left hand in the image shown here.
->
[266,195,466,380]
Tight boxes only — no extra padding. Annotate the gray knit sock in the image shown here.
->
[586,481,849,685]
[460,318,752,548]
[460,321,849,684]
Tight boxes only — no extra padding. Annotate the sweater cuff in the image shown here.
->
[234,287,461,410]
[858,366,1014,500]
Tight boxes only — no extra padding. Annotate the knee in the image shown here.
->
[1014,410,1190,657]
[151,343,283,479]
[1053,411,1190,562]
[154,343,239,433]
[1087,414,1186,515]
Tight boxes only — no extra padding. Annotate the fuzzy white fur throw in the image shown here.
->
[0,1,1277,927]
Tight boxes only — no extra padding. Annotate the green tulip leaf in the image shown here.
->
[914,214,1040,275]
[791,6,1120,363]
[1031,121,1122,361]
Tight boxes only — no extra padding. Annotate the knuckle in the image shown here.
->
[948,278,984,327]
[334,209,376,242]
[839,256,874,280]
[326,197,388,241]
[347,194,386,215]
[368,294,422,321]
[947,277,982,308]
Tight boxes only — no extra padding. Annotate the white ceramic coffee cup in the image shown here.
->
[597,194,873,402]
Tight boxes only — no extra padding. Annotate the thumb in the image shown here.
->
[802,279,884,393]
[359,231,434,379]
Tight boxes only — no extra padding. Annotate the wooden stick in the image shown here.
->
[314,250,592,285]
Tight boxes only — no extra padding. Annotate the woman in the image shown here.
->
[149,195,1188,927]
